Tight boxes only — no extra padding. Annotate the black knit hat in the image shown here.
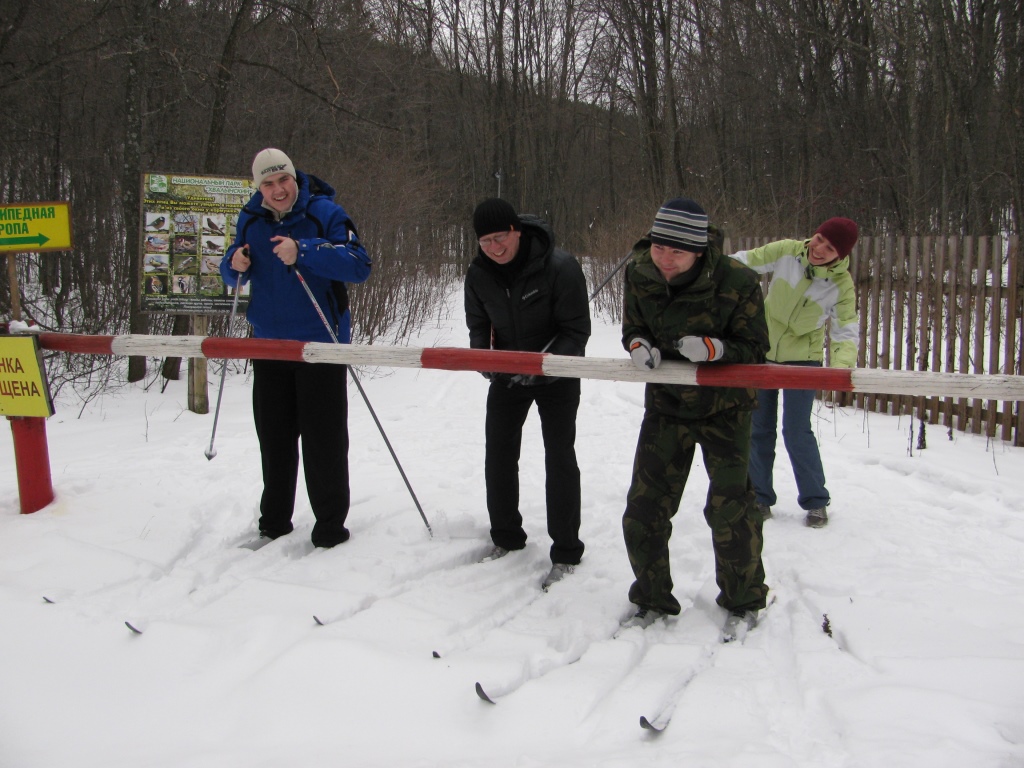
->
[649,197,709,251]
[473,198,521,238]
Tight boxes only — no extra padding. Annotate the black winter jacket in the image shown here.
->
[464,215,591,381]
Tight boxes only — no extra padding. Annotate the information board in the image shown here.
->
[140,173,253,314]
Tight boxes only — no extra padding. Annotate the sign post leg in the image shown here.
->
[188,315,209,414]
[6,253,21,322]
[8,416,55,514]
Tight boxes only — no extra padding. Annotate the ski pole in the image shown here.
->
[205,255,247,460]
[587,249,633,304]
[536,248,634,356]
[293,267,433,537]
[504,249,634,386]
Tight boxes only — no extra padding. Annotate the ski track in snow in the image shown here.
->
[3,298,1024,767]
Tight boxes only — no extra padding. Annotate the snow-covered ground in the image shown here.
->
[2,293,1024,768]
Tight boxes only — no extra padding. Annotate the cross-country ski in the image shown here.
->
[474,682,496,704]
[639,715,666,732]
[5,259,1022,766]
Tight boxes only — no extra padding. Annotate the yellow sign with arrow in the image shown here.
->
[0,202,73,253]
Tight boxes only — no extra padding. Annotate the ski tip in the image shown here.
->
[42,596,55,604]
[432,650,441,659]
[313,615,325,626]
[640,716,664,733]
[125,621,143,635]
[475,682,496,704]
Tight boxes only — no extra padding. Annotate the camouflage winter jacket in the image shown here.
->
[621,233,769,419]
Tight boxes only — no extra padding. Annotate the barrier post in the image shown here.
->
[8,415,54,513]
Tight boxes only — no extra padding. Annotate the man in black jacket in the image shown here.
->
[465,198,592,589]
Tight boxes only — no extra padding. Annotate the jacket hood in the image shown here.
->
[518,213,554,254]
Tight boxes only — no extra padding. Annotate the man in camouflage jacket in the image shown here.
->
[620,198,770,637]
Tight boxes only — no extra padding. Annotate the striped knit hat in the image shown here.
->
[649,197,709,251]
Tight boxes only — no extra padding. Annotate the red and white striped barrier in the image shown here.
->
[29,332,1024,400]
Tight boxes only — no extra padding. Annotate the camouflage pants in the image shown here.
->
[622,408,768,615]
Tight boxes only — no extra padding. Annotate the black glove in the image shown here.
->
[509,373,540,387]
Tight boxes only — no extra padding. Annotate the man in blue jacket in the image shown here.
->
[221,148,371,548]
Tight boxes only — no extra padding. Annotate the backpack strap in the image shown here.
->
[306,211,351,325]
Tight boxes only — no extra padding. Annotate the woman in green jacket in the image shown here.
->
[731,218,859,528]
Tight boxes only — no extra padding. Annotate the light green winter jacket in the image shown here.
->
[731,239,859,368]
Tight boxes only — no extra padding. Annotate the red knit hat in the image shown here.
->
[815,217,858,258]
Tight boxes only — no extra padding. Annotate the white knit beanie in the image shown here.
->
[252,148,296,183]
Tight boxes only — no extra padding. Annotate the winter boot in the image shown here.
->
[541,563,575,590]
[756,502,772,520]
[480,545,510,563]
[240,532,276,551]
[805,508,828,528]
[619,606,661,631]
[722,609,759,643]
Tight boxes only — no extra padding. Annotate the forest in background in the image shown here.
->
[1,0,1021,384]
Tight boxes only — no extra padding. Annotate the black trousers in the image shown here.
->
[252,359,351,547]
[484,377,584,565]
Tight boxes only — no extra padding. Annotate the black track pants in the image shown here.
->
[484,376,584,565]
[252,359,351,547]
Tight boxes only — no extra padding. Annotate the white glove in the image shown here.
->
[675,335,724,362]
[628,337,662,370]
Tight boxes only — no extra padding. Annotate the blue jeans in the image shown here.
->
[749,362,830,511]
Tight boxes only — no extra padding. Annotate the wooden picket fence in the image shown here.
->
[724,234,1024,446]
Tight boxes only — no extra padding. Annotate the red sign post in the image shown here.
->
[2,201,70,513]
[8,415,54,514]
[1,336,56,513]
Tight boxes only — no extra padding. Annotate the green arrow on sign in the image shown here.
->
[0,233,50,247]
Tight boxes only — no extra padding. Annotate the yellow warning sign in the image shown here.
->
[0,336,55,417]
[0,202,73,253]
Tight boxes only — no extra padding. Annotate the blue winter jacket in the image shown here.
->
[220,171,371,343]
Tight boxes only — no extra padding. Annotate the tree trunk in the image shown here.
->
[124,0,151,383]
[162,0,254,407]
